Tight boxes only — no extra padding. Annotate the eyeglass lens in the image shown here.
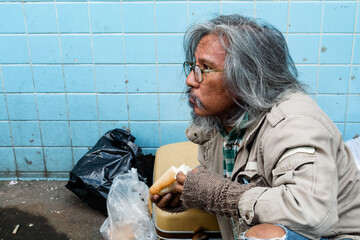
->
[184,62,202,83]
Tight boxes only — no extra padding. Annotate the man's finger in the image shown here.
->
[169,192,181,208]
[176,171,186,184]
[174,181,184,193]
[150,194,160,203]
[156,193,173,208]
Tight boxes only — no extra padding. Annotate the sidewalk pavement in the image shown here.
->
[0,180,106,240]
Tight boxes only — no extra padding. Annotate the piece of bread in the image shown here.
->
[149,164,191,196]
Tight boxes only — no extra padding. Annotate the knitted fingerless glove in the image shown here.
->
[180,167,260,218]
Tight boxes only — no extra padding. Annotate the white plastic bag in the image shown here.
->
[345,137,360,170]
[100,168,156,240]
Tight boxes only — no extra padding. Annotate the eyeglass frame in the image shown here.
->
[183,61,224,83]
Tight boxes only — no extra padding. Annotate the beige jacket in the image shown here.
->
[185,92,360,240]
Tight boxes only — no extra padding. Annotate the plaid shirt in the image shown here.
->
[218,114,248,179]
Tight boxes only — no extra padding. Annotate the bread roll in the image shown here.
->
[149,164,191,196]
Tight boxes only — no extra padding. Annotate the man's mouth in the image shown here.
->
[187,89,204,110]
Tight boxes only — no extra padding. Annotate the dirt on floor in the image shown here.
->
[0,180,106,240]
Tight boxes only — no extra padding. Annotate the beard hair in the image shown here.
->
[186,88,222,132]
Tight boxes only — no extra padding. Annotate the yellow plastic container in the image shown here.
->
[151,141,221,239]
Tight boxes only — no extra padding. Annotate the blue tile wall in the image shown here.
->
[64,65,95,92]
[0,0,359,179]
[0,3,26,34]
[60,35,93,64]
[0,36,30,64]
[0,148,16,175]
[57,3,90,33]
[32,65,64,93]
[95,65,127,93]
[2,66,34,93]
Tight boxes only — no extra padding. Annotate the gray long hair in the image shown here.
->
[184,14,305,130]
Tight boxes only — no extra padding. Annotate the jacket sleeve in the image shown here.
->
[238,114,340,239]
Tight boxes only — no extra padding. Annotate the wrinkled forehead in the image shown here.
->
[194,34,227,66]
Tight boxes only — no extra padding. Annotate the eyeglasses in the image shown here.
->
[183,61,224,83]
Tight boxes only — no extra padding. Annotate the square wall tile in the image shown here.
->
[7,94,38,120]
[157,34,184,64]
[29,35,61,64]
[126,65,157,93]
[128,94,158,120]
[158,64,185,93]
[57,3,90,33]
[317,94,347,122]
[60,35,92,64]
[0,148,16,172]
[160,121,189,146]
[64,65,95,93]
[44,147,73,171]
[155,2,187,33]
[320,35,353,64]
[92,35,124,64]
[67,94,98,120]
[99,121,128,136]
[98,94,128,121]
[40,121,71,146]
[222,2,254,17]
[70,121,100,147]
[288,2,322,33]
[317,66,350,94]
[95,65,127,93]
[189,2,221,26]
[297,65,317,94]
[90,3,122,33]
[0,3,26,33]
[287,34,320,64]
[322,2,356,33]
[0,122,12,146]
[24,3,58,33]
[73,147,89,164]
[349,66,360,94]
[0,94,8,120]
[0,36,30,64]
[353,36,360,64]
[15,147,44,172]
[1,66,34,93]
[255,2,288,32]
[32,65,64,93]
[159,94,189,121]
[347,95,360,122]
[11,121,41,146]
[345,123,360,141]
[122,2,154,33]
[37,94,68,120]
[129,122,159,148]
[124,35,156,64]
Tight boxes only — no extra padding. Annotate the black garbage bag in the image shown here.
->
[65,128,154,216]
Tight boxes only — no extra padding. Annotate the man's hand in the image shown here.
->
[150,168,198,209]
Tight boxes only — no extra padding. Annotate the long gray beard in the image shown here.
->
[190,110,221,133]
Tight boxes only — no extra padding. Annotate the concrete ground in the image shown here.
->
[0,180,106,240]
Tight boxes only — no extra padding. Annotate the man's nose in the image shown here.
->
[185,71,200,88]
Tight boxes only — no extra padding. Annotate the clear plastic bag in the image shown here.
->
[100,168,156,240]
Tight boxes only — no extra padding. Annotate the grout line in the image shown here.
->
[344,0,359,139]
[22,0,48,178]
[286,0,290,42]
[153,0,162,146]
[87,0,102,138]
[315,0,325,102]
[120,0,130,131]
[54,0,75,167]
[0,65,18,177]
